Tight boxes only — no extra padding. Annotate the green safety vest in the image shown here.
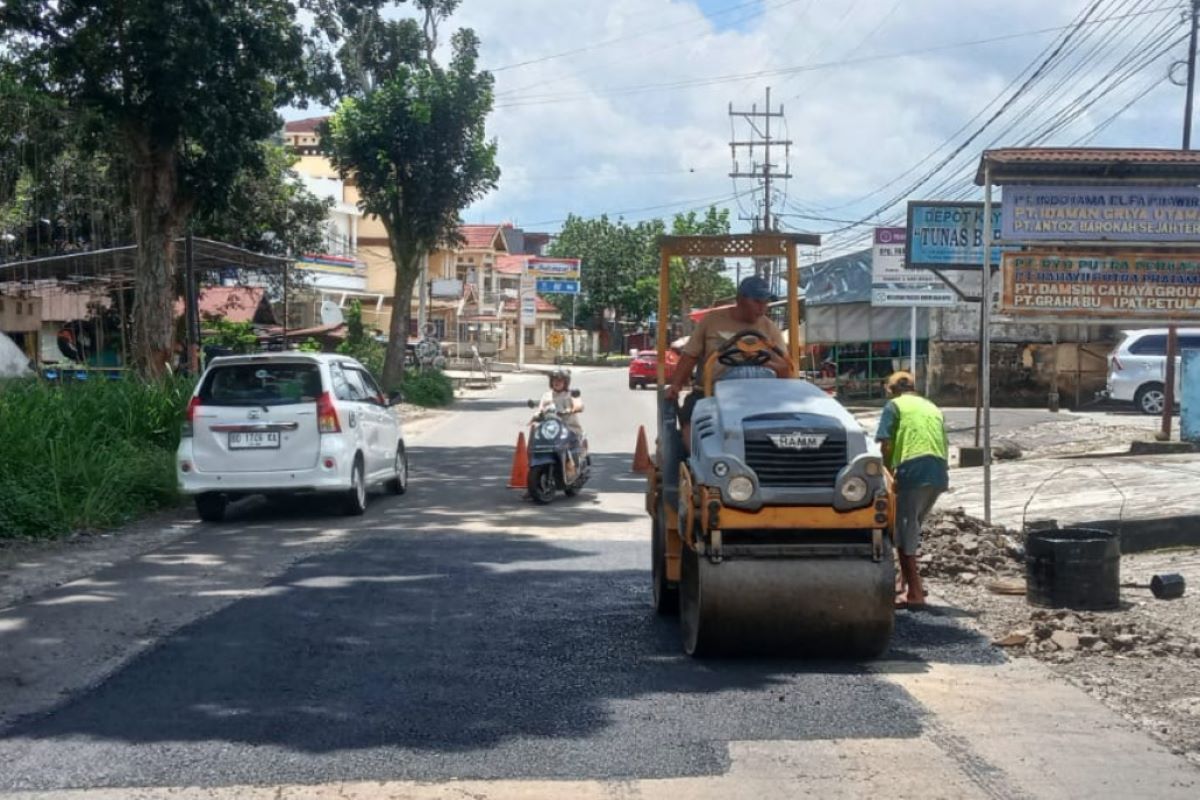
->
[888,394,948,469]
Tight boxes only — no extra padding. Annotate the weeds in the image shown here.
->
[0,376,193,539]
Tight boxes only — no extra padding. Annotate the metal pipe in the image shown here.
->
[787,240,800,369]
[656,249,670,391]
[982,165,994,524]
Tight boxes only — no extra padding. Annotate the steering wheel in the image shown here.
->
[716,329,781,367]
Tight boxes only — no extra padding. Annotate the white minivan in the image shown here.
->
[1105,328,1200,415]
[177,353,408,521]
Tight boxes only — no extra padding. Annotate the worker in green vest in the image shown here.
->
[875,370,949,610]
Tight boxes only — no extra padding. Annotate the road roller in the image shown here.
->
[647,233,895,657]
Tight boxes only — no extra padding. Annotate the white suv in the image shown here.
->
[1105,328,1200,415]
[177,353,408,522]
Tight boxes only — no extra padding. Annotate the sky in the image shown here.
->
[292,0,1195,258]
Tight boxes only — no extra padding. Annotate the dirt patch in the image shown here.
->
[922,509,1200,767]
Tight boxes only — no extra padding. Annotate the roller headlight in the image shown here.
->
[840,476,869,503]
[727,476,755,502]
[864,459,882,477]
[539,419,562,439]
[712,461,730,478]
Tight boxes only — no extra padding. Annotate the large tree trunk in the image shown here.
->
[383,232,420,391]
[127,135,183,378]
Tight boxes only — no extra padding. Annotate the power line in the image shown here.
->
[493,3,1185,109]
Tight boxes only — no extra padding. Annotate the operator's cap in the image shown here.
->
[738,275,776,301]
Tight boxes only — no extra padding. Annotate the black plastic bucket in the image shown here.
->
[1025,527,1120,610]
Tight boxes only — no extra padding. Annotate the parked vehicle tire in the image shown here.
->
[527,464,555,505]
[195,492,227,523]
[1135,382,1166,415]
[342,457,368,516]
[629,378,639,390]
[386,443,409,495]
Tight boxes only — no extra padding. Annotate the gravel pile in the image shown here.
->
[993,608,1200,663]
[918,508,1025,583]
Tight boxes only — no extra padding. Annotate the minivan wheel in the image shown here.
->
[195,493,227,523]
[1135,383,1166,415]
[387,443,409,495]
[342,458,368,516]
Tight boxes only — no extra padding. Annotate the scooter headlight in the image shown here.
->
[840,476,869,504]
[539,419,562,439]
[727,475,755,502]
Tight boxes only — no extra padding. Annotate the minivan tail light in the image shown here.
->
[181,396,201,437]
[317,392,341,434]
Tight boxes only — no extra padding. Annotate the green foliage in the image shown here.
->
[336,300,385,381]
[545,206,733,330]
[321,1,499,389]
[297,337,324,353]
[203,318,259,354]
[0,376,194,539]
[1,0,312,374]
[190,142,332,257]
[546,215,663,326]
[401,367,453,407]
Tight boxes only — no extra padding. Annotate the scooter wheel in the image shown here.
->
[527,465,555,504]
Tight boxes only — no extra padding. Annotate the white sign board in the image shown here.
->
[871,227,957,307]
[519,273,538,326]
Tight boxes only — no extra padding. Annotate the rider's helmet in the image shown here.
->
[549,368,571,389]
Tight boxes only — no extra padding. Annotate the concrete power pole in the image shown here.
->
[1162,0,1199,440]
[729,86,792,285]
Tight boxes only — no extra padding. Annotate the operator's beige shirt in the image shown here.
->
[681,307,785,383]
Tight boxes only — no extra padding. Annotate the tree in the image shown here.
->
[191,143,332,258]
[670,207,734,333]
[1,1,309,377]
[320,0,498,390]
[546,215,662,331]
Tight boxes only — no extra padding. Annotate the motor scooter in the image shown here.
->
[525,390,590,504]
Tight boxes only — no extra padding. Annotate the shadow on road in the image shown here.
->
[0,515,1000,789]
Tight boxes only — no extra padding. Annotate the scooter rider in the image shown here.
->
[533,368,585,439]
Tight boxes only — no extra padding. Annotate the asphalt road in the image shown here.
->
[0,369,1194,798]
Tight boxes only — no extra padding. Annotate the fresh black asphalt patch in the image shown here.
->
[0,531,997,790]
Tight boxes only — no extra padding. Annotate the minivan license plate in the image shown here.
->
[228,431,281,450]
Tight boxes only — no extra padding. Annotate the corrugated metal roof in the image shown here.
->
[976,147,1200,185]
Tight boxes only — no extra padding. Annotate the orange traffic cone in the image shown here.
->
[632,425,653,474]
[508,432,529,489]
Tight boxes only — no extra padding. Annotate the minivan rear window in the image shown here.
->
[199,363,322,406]
[1129,335,1167,355]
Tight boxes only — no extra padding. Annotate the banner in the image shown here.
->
[1001,249,1200,320]
[1001,184,1200,242]
[870,227,957,307]
[536,278,580,295]
[906,201,1006,270]
[527,257,581,280]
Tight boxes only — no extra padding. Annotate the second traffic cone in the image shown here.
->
[632,425,653,474]
[507,431,529,489]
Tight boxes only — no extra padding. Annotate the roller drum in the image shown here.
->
[680,545,895,657]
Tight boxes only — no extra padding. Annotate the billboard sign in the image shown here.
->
[906,201,1006,270]
[535,279,580,295]
[871,227,957,307]
[1001,249,1200,320]
[527,258,581,280]
[1001,184,1200,243]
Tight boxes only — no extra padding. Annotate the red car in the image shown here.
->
[628,349,679,390]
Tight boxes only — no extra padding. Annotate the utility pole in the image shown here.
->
[729,86,792,284]
[1162,0,1199,440]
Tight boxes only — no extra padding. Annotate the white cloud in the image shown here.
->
[321,1,1194,256]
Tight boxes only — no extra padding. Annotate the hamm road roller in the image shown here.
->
[647,233,896,656]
